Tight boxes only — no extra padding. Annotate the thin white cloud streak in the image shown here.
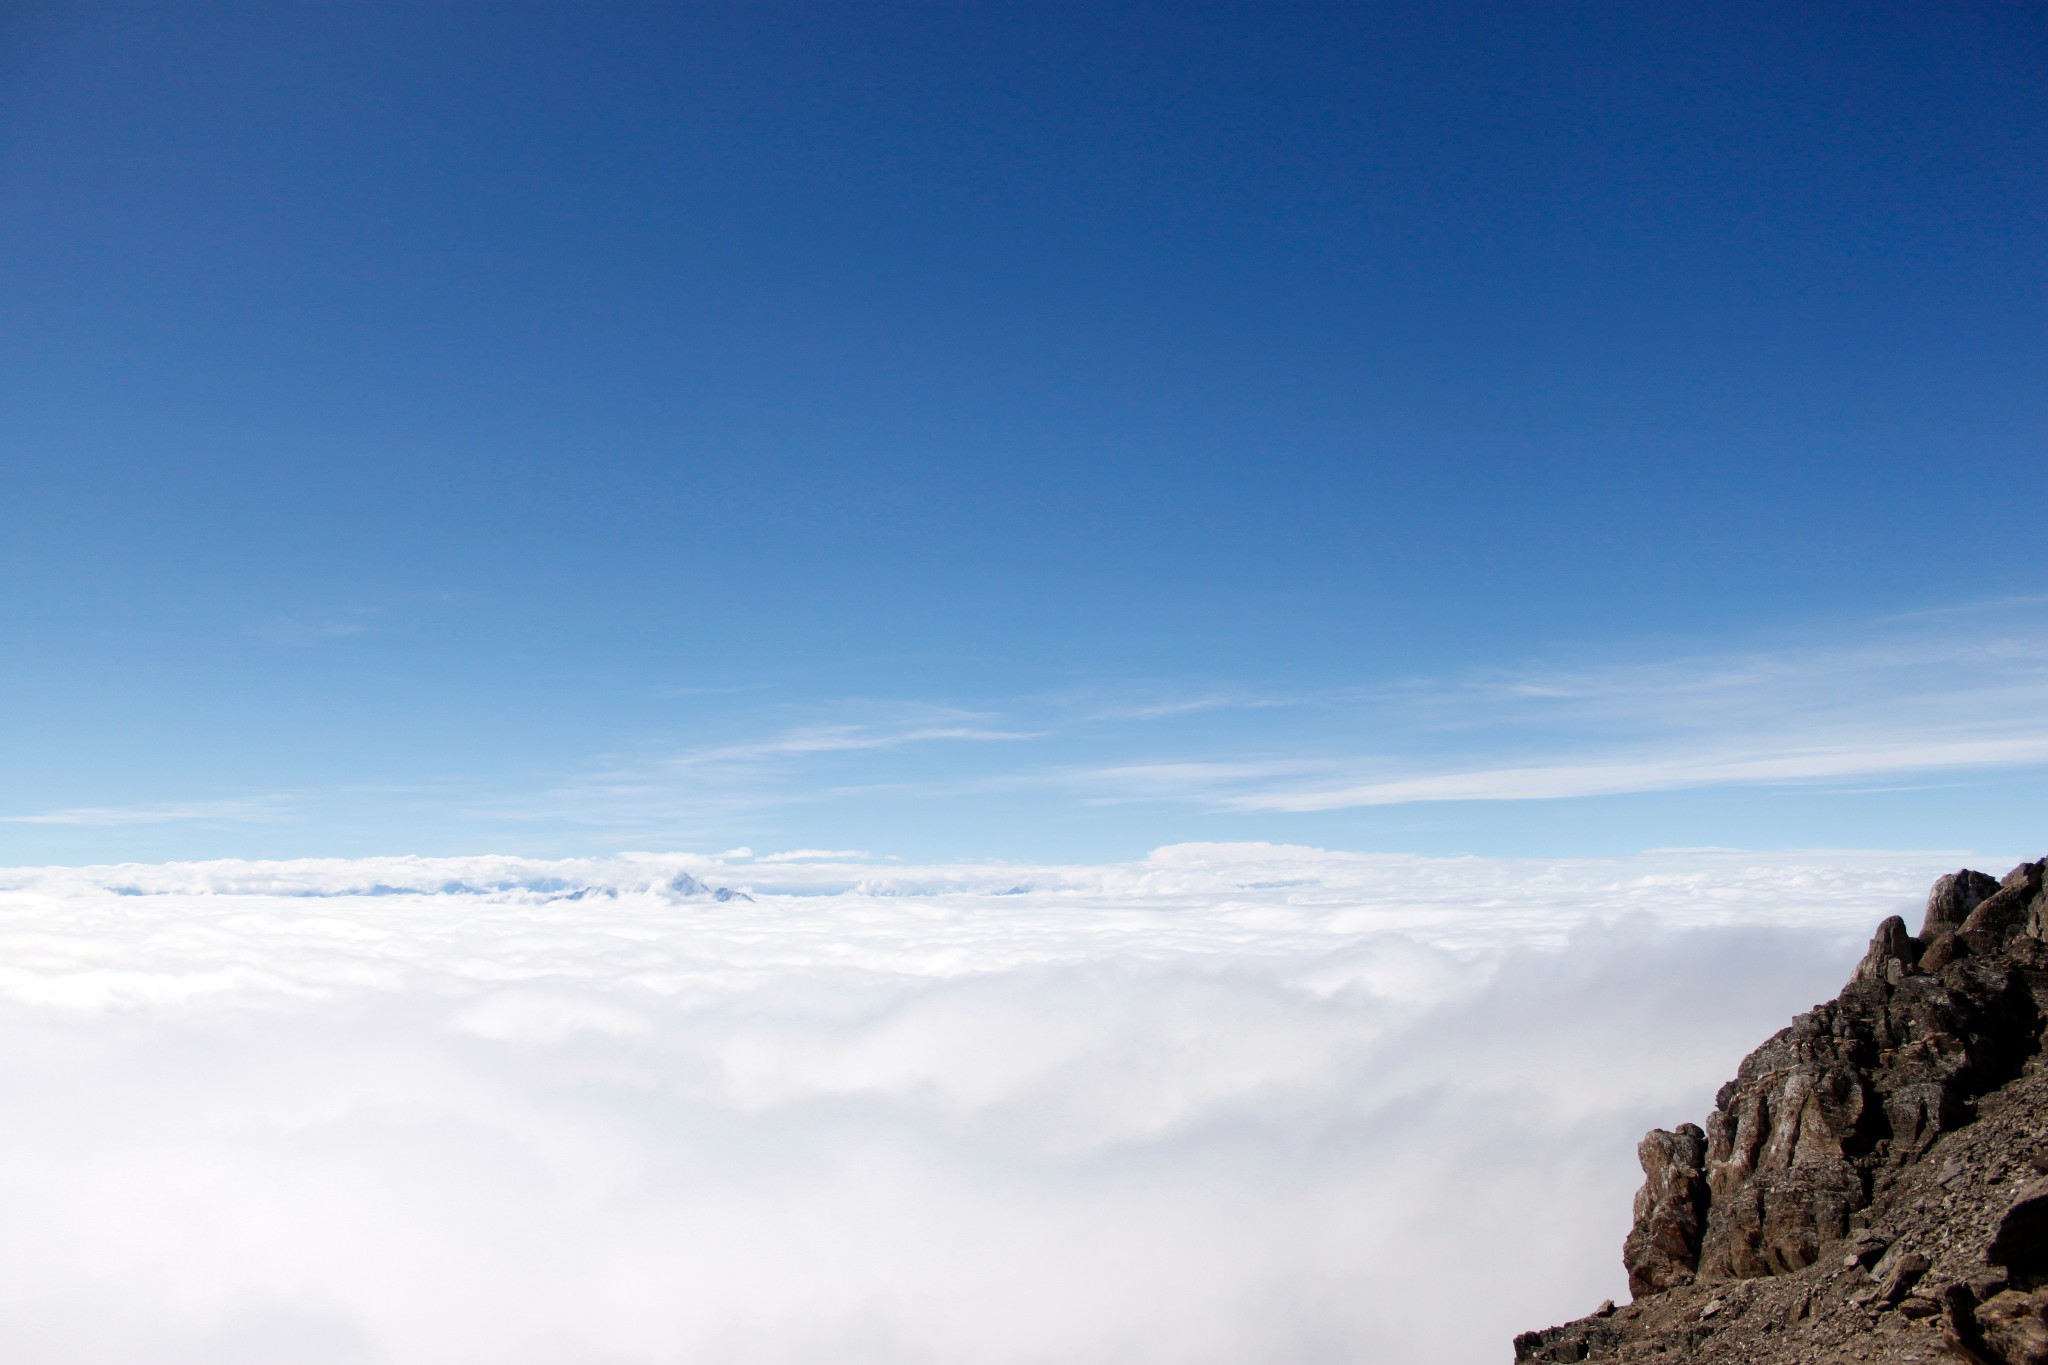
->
[38,604,2048,846]
[631,709,1037,773]
[0,797,293,827]
[0,845,1990,1363]
[1062,605,2048,812]
[329,603,2048,839]
[1396,629,2048,753]
[403,710,1047,848]
[1216,731,2048,811]
[1056,690,1309,723]
[674,723,1042,764]
[259,614,377,644]
[755,848,876,862]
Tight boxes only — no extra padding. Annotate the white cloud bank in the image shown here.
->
[0,845,1990,1362]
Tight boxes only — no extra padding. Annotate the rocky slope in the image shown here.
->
[1515,859,2048,1364]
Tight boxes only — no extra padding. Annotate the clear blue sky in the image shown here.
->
[3,1,2044,863]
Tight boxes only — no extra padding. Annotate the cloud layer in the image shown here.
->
[0,845,1981,1362]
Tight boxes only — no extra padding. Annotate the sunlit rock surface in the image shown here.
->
[1517,858,2048,1364]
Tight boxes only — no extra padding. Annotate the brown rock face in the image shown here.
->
[1975,1289,2048,1365]
[1679,863,2047,1286]
[1623,1124,1708,1297]
[1515,858,2048,1364]
[1926,870,2003,939]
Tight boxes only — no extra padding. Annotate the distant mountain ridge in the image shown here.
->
[1517,858,2048,1364]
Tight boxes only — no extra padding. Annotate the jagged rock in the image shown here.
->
[1623,1124,1708,1297]
[1841,1230,1889,1268]
[1962,863,2048,956]
[1927,870,2003,938]
[1670,866,2047,1286]
[1513,858,2048,1364]
[1871,1248,1930,1304]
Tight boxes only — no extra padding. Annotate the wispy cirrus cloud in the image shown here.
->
[474,705,1046,838]
[1062,601,2048,812]
[27,601,2048,853]
[258,614,377,645]
[0,797,294,827]
[1215,733,2048,812]
[660,720,1043,768]
[478,601,2048,838]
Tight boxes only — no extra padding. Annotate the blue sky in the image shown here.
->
[2,1,2044,863]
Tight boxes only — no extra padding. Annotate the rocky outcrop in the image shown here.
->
[1623,1124,1708,1298]
[1516,858,2048,1364]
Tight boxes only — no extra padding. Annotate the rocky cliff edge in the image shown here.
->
[1516,858,2048,1364]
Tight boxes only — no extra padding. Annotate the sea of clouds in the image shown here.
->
[0,843,1988,1363]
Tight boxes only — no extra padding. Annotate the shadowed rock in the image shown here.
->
[1990,1180,2048,1285]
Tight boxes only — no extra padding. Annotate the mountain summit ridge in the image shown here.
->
[1516,858,2048,1364]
